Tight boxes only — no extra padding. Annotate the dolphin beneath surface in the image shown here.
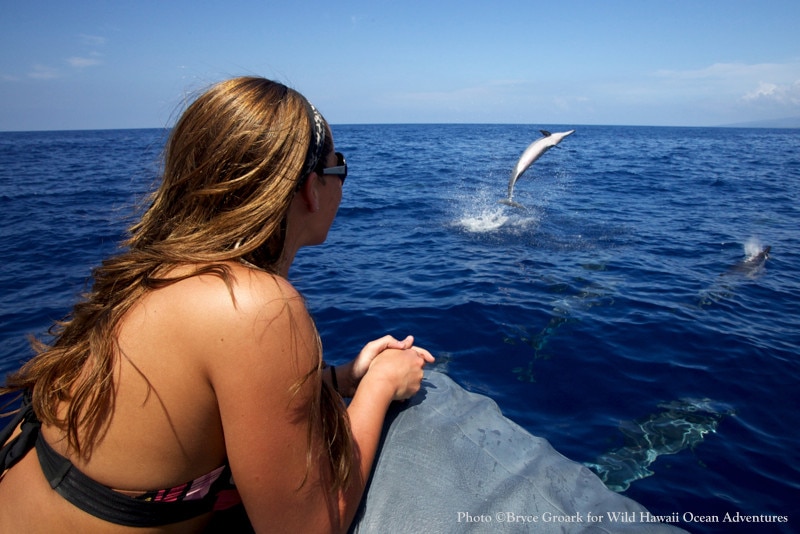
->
[698,244,772,307]
[585,398,734,492]
[725,245,771,277]
[500,129,575,207]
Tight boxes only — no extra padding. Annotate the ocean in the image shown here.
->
[1,124,798,532]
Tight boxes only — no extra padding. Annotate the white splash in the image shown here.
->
[452,186,541,234]
[744,236,764,259]
[458,207,509,232]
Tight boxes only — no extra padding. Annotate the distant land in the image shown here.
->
[720,117,800,128]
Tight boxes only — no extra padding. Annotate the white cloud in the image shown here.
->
[67,56,103,68]
[28,64,59,80]
[655,62,773,80]
[743,80,800,105]
[653,61,800,92]
[67,35,106,69]
[645,60,800,120]
[552,95,591,111]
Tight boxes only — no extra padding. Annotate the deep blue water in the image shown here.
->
[1,125,798,532]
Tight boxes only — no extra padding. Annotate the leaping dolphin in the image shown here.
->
[500,129,575,208]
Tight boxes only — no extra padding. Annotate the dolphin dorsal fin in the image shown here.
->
[540,130,552,137]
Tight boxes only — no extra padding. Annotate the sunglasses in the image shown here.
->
[322,152,347,185]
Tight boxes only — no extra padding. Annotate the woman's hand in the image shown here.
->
[333,335,434,397]
[365,346,432,401]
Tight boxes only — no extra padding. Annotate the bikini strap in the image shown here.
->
[35,435,218,526]
[0,392,38,472]
[2,392,228,526]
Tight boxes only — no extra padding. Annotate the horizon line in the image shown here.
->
[3,118,800,135]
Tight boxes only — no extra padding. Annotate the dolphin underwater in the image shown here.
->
[585,398,734,492]
[698,245,772,307]
[725,245,771,277]
[500,129,575,208]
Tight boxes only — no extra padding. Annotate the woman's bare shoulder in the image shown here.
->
[124,263,312,368]
[185,264,312,354]
[151,262,303,319]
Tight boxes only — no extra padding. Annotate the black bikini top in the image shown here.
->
[0,393,232,527]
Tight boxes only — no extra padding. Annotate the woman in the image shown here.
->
[0,77,434,532]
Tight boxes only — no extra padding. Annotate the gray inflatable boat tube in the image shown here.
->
[350,371,686,533]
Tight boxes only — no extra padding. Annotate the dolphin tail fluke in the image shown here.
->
[499,198,526,209]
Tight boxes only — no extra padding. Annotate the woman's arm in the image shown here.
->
[202,270,430,533]
[336,345,431,528]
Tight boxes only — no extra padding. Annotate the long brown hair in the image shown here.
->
[2,76,353,489]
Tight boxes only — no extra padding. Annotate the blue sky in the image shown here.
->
[2,1,799,131]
